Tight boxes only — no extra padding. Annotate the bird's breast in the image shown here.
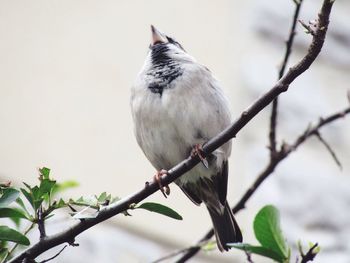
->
[131,64,231,182]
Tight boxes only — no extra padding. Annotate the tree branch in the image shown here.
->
[173,105,349,262]
[9,0,335,262]
[269,0,303,158]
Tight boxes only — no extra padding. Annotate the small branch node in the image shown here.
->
[68,239,79,247]
[298,20,316,36]
[278,83,289,92]
[280,142,292,155]
[300,243,319,263]
[241,110,248,117]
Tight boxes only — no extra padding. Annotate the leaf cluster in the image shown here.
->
[229,205,319,262]
[0,167,77,261]
[0,167,183,262]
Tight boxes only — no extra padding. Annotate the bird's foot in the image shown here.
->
[153,169,170,198]
[191,144,209,169]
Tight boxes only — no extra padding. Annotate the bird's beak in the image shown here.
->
[151,25,167,45]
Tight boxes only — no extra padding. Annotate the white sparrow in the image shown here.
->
[131,25,242,251]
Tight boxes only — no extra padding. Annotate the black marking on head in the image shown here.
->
[147,42,183,97]
[150,43,171,66]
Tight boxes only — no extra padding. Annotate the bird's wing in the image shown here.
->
[178,160,229,207]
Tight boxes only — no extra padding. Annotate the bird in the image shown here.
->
[130,25,243,251]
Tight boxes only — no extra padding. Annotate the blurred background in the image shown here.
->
[0,0,349,262]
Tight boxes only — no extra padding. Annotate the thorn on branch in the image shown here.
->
[314,131,342,170]
[68,239,79,247]
[67,204,77,212]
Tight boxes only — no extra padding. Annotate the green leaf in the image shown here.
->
[55,198,67,209]
[229,243,285,262]
[31,186,44,210]
[254,205,288,260]
[0,247,9,261]
[71,196,98,208]
[39,167,51,179]
[16,198,32,219]
[0,226,30,245]
[39,179,56,196]
[137,202,183,220]
[51,180,79,196]
[97,192,108,203]
[20,187,34,209]
[0,188,20,208]
[0,208,28,219]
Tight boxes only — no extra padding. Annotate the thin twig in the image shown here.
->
[9,1,335,262]
[39,245,68,263]
[269,0,303,158]
[314,131,342,169]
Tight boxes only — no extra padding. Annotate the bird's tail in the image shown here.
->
[207,201,242,251]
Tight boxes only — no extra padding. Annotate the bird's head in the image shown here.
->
[148,25,195,67]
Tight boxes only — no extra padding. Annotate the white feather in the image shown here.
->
[131,45,231,185]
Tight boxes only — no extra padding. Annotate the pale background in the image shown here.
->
[0,0,349,262]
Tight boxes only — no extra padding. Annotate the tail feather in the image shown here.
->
[207,201,242,251]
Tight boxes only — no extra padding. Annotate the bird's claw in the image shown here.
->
[191,144,209,169]
[153,169,170,198]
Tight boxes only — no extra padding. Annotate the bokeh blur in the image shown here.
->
[0,0,349,262]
